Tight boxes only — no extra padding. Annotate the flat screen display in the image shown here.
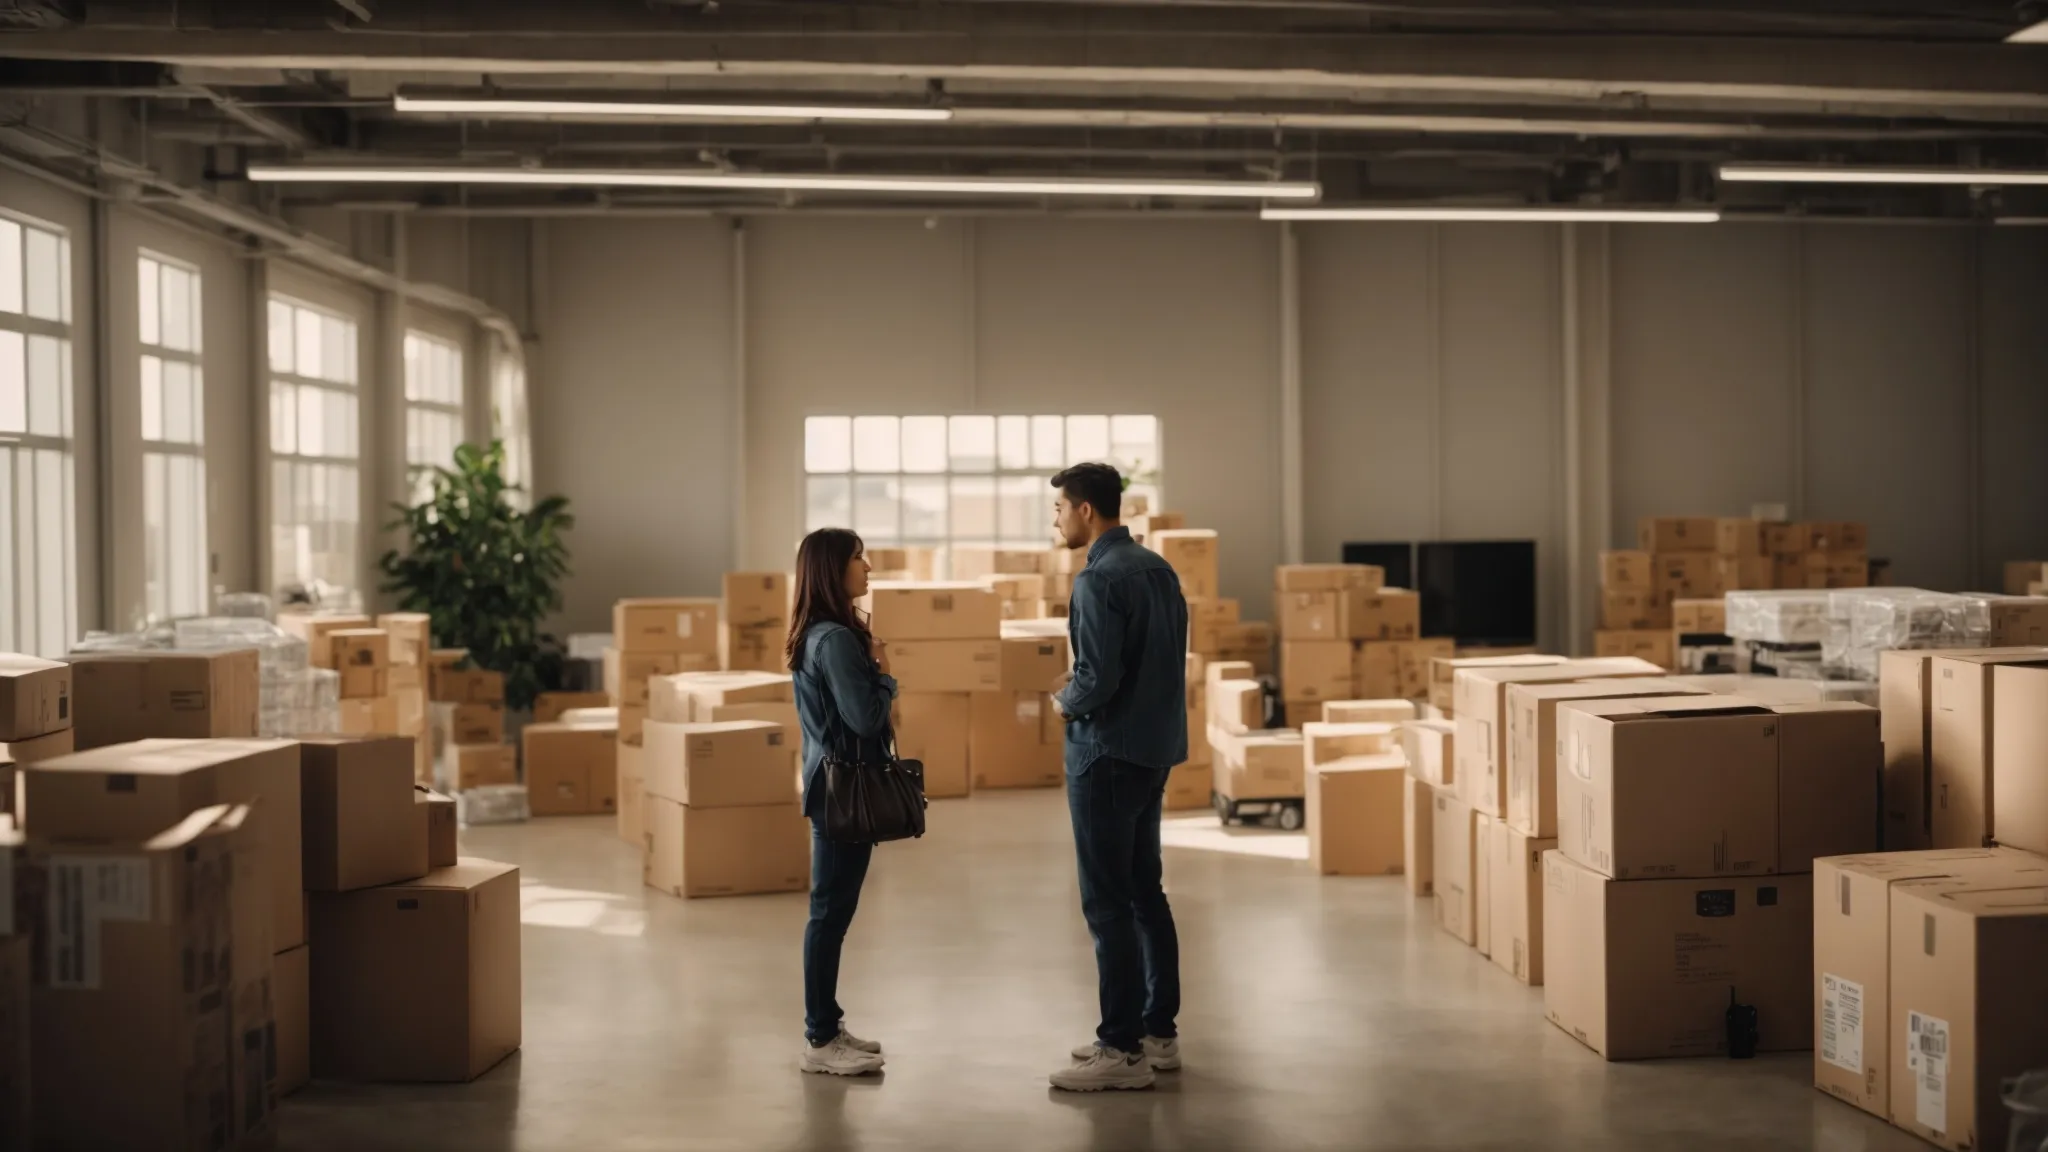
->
[1417,540,1537,648]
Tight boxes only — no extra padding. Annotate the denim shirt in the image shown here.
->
[1053,526,1191,774]
[792,621,900,818]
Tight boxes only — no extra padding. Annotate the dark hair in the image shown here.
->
[786,528,872,672]
[1051,462,1123,522]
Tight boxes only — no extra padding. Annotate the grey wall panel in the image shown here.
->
[1803,226,1971,590]
[1298,223,1437,565]
[536,218,735,632]
[974,218,1282,617]
[1978,228,2048,587]
[1609,224,1799,546]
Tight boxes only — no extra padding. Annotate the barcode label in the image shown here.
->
[45,855,152,990]
[1908,1011,1949,1132]
[1820,973,1864,1074]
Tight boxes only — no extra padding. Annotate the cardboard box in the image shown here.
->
[1353,641,1400,700]
[2003,561,2048,597]
[949,547,1045,580]
[1488,823,1557,984]
[429,663,505,706]
[605,648,684,706]
[1214,622,1276,676]
[1324,699,1416,725]
[642,719,796,809]
[446,743,518,791]
[723,571,790,626]
[1593,629,1675,668]
[618,703,646,748]
[1638,516,1717,553]
[1671,598,1727,635]
[970,692,1061,790]
[1453,658,1665,817]
[375,612,431,665]
[1557,696,1780,879]
[280,611,374,668]
[1429,653,1568,715]
[1399,719,1455,788]
[1305,753,1406,876]
[1600,590,1671,631]
[1811,848,2044,1120]
[300,736,427,891]
[719,621,785,673]
[1543,852,1812,1060]
[1826,553,1869,589]
[436,702,506,746]
[1773,551,1829,590]
[1765,522,1816,555]
[310,859,521,1082]
[980,572,1047,603]
[613,598,720,655]
[1714,518,1764,557]
[1475,811,1495,958]
[1209,680,1263,736]
[1281,641,1355,703]
[1888,880,2048,1152]
[1816,522,1869,552]
[867,582,1002,641]
[1126,512,1185,545]
[275,942,311,1095]
[1652,552,1725,600]
[416,786,458,868]
[0,655,69,741]
[68,649,259,748]
[1432,787,1478,945]
[650,670,795,723]
[340,695,401,735]
[1276,563,1384,593]
[895,692,972,799]
[1214,731,1304,799]
[888,639,1002,693]
[27,804,275,1150]
[1302,721,1398,766]
[1991,664,2048,856]
[1393,639,1455,701]
[1929,652,2048,849]
[1149,530,1220,598]
[1773,704,1881,870]
[533,691,610,724]
[1164,761,1210,811]
[1716,555,1777,592]
[703,701,800,733]
[644,797,808,899]
[1878,649,2037,853]
[1404,774,1434,897]
[998,635,1070,693]
[1986,596,2048,647]
[330,628,391,672]
[617,743,645,847]
[524,721,620,816]
[1351,590,1421,642]
[1599,550,1653,592]
[1504,678,1702,839]
[1187,598,1242,653]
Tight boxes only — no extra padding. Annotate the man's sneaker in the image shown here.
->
[800,1034,885,1077]
[1069,1036,1180,1070]
[838,1027,882,1055]
[1049,1046,1155,1092]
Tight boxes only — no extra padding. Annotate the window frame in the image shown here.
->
[137,249,209,625]
[403,328,466,502]
[266,292,364,603]
[0,206,79,656]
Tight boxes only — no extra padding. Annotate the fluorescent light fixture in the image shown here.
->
[1719,163,2048,186]
[392,95,955,123]
[2008,19,2048,42]
[245,164,1322,200]
[1260,204,1720,223]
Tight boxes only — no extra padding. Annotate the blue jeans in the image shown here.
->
[803,820,873,1045]
[1067,756,1181,1053]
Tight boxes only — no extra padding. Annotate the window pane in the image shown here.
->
[853,477,899,543]
[26,336,59,438]
[999,475,1046,544]
[140,355,163,442]
[340,318,358,384]
[162,266,195,353]
[300,383,326,457]
[852,416,899,473]
[138,258,160,346]
[144,452,165,619]
[25,228,61,323]
[36,449,64,651]
[1031,415,1064,469]
[56,235,70,325]
[404,335,422,399]
[322,315,348,382]
[0,331,23,434]
[1067,415,1110,464]
[951,476,996,539]
[58,346,71,439]
[268,300,293,372]
[271,382,296,455]
[901,416,946,473]
[162,360,193,445]
[0,221,21,315]
[805,475,851,533]
[997,416,1030,470]
[328,388,354,457]
[901,476,947,540]
[805,416,851,474]
[13,452,32,652]
[296,307,323,378]
[948,415,995,472]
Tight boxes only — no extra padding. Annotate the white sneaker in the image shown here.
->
[801,1034,885,1076]
[1049,1046,1155,1092]
[1069,1036,1180,1070]
[838,1026,882,1055]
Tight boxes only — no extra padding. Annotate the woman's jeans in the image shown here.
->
[803,819,873,1045]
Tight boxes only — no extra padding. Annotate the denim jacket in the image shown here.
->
[1053,526,1190,774]
[792,621,900,818]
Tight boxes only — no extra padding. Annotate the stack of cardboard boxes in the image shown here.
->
[641,671,804,897]
[2003,559,2048,597]
[1542,694,1880,1059]
[378,613,432,775]
[1398,718,1453,899]
[428,649,515,793]
[721,572,791,673]
[522,710,620,817]
[0,655,75,817]
[1151,529,1274,678]
[870,581,1001,800]
[1274,563,1434,727]
[609,597,723,845]
[1301,719,1405,876]
[972,628,1071,791]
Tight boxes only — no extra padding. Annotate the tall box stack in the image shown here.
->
[611,598,722,834]
[722,572,791,674]
[1926,651,2048,850]
[378,613,432,779]
[0,655,74,819]
[1148,530,1220,599]
[1765,522,1870,591]
[641,717,808,898]
[973,631,1070,791]
[1399,720,1453,898]
[869,582,1001,799]
[329,627,396,737]
[1712,516,1776,595]
[1276,563,1377,725]
[428,650,514,795]
[1543,695,1881,1060]
[1302,717,1405,877]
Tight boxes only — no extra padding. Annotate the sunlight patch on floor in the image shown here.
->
[1160,814,1310,861]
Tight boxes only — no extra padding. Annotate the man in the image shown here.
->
[1045,463,1190,1093]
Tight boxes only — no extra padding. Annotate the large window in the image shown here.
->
[139,252,208,623]
[0,210,77,656]
[404,330,464,502]
[490,342,530,509]
[802,415,1160,569]
[268,295,361,601]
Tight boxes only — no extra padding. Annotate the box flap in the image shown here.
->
[144,802,250,850]
[391,858,519,892]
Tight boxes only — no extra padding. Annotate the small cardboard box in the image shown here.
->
[1671,598,1727,635]
[340,696,400,736]
[1986,597,2048,647]
[1127,512,1185,545]
[1929,651,2048,849]
[415,786,458,868]
[970,692,1061,790]
[1504,677,1702,839]
[1599,550,1653,592]
[650,670,794,724]
[1281,641,1355,704]
[1431,786,1478,945]
[1301,721,1398,766]
[1592,629,1676,668]
[1187,597,1242,653]
[949,547,1046,580]
[280,612,374,668]
[1766,522,1819,555]
[1651,552,1725,600]
[1399,719,1455,788]
[436,702,505,747]
[642,719,795,809]
[1489,822,1558,985]
[301,736,427,892]
[0,655,70,741]
[617,704,647,748]
[533,691,610,724]
[68,649,260,749]
[644,798,809,899]
[375,612,431,666]
[1543,852,1812,1060]
[1887,880,2048,1152]
[980,572,1047,603]
[604,649,685,706]
[895,692,972,799]
[1404,774,1435,897]
[1715,555,1776,592]
[1600,590,1671,631]
[719,622,785,674]
[1350,590,1421,642]
[310,860,521,1082]
[1393,639,1455,700]
[1811,848,2044,1121]
[998,635,1071,693]
[1638,516,1717,553]
[1429,654,1568,715]
[1214,731,1304,800]
[329,628,391,672]
[1149,530,1220,599]
[613,598,720,655]
[1305,753,1405,876]
[446,744,518,791]
[868,546,937,580]
[723,571,791,626]
[1878,648,2020,854]
[2003,561,2048,597]
[1208,680,1263,736]
[523,722,620,816]
[1773,703,1881,871]
[866,582,1002,641]
[1713,518,1764,557]
[889,639,1002,694]
[1453,658,1665,818]
[1276,563,1384,594]
[275,942,311,1096]
[428,663,505,706]
[1353,641,1400,700]
[1556,696,1780,879]
[1826,553,1869,589]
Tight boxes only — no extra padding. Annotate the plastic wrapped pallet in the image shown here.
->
[1818,589,1994,679]
[217,592,275,620]
[457,784,531,826]
[1723,590,1830,645]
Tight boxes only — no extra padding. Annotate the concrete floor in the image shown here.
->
[278,788,1929,1152]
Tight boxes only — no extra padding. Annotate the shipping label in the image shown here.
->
[1820,973,1865,1076]
[1908,1010,1949,1133]
[1672,931,1734,985]
[46,855,153,990]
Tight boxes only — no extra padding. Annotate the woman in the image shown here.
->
[787,527,896,1077]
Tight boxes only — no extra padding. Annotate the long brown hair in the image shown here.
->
[785,528,872,672]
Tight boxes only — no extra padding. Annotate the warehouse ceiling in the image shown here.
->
[4,0,2048,218]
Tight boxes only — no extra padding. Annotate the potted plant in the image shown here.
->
[379,440,573,714]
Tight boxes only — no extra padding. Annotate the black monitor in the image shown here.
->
[1417,540,1538,648]
[1340,542,1414,590]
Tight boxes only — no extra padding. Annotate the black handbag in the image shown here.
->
[819,713,927,845]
